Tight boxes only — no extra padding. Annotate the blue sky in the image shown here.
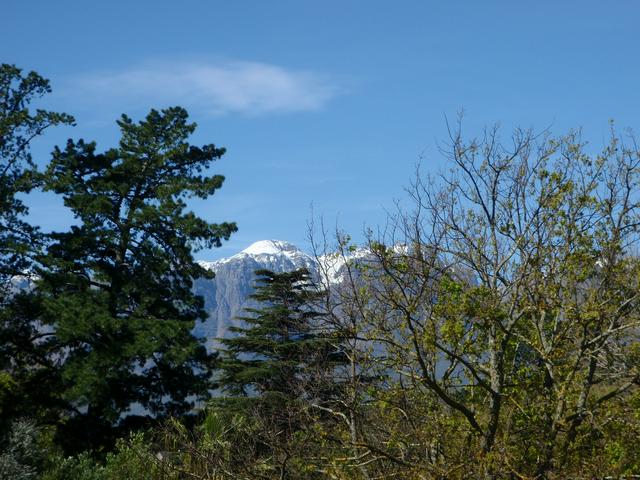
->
[3,1,640,259]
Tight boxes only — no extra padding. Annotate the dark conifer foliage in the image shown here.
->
[0,64,74,286]
[0,64,73,436]
[216,268,344,420]
[30,107,236,451]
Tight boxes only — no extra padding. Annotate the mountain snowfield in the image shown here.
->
[197,240,317,273]
[194,240,339,348]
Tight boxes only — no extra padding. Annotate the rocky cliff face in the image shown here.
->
[193,240,319,349]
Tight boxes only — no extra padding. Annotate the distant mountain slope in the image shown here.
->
[193,240,319,348]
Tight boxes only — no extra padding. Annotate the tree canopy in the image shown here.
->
[0,64,74,287]
[217,268,342,411]
[0,64,74,438]
[14,106,236,452]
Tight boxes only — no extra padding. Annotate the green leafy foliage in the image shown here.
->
[27,107,236,452]
[42,433,159,480]
[0,420,44,480]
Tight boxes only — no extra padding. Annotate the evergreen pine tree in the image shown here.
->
[0,64,74,285]
[31,107,236,452]
[216,268,345,427]
[0,65,73,436]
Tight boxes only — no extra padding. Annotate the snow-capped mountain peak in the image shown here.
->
[240,239,299,256]
[198,240,314,272]
[193,240,318,345]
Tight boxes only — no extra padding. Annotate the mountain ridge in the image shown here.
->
[193,240,321,348]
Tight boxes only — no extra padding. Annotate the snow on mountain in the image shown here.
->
[192,239,380,351]
[193,240,318,349]
[200,240,317,272]
[316,247,371,285]
[240,239,299,257]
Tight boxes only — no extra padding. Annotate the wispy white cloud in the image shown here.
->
[66,60,341,116]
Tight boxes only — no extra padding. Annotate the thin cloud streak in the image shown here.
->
[66,60,341,116]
